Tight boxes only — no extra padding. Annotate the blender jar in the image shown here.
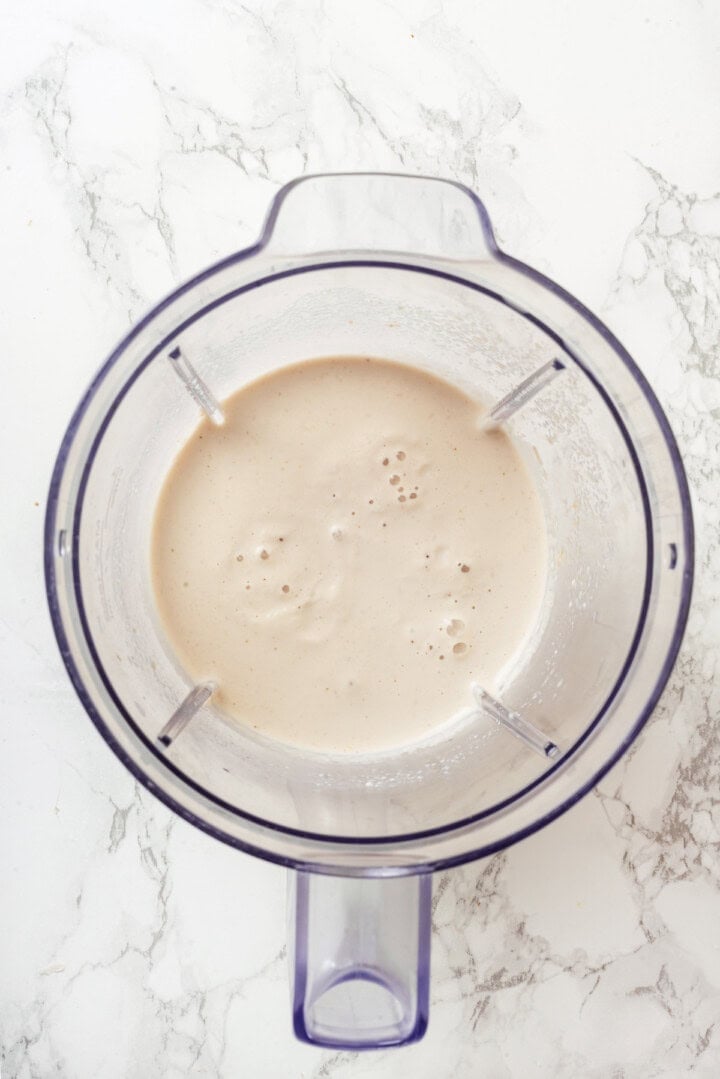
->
[45,173,693,1048]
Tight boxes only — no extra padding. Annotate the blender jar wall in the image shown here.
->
[47,174,692,871]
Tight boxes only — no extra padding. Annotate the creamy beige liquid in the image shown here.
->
[152,357,547,753]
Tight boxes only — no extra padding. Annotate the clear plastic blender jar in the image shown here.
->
[45,173,693,1049]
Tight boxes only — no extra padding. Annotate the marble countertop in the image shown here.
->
[1,1,718,1075]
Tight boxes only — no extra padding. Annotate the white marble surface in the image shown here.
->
[1,1,718,1075]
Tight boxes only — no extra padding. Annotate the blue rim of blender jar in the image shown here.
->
[44,175,694,870]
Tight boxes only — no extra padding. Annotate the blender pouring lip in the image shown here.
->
[44,174,694,874]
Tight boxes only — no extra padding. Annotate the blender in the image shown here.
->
[45,173,693,1049]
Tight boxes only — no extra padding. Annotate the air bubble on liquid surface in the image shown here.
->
[446,619,465,637]
[331,525,343,540]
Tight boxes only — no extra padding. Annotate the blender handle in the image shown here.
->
[263,172,497,261]
[289,870,432,1048]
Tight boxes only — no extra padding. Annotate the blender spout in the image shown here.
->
[157,683,214,747]
[480,358,565,429]
[168,345,225,425]
[473,684,559,759]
